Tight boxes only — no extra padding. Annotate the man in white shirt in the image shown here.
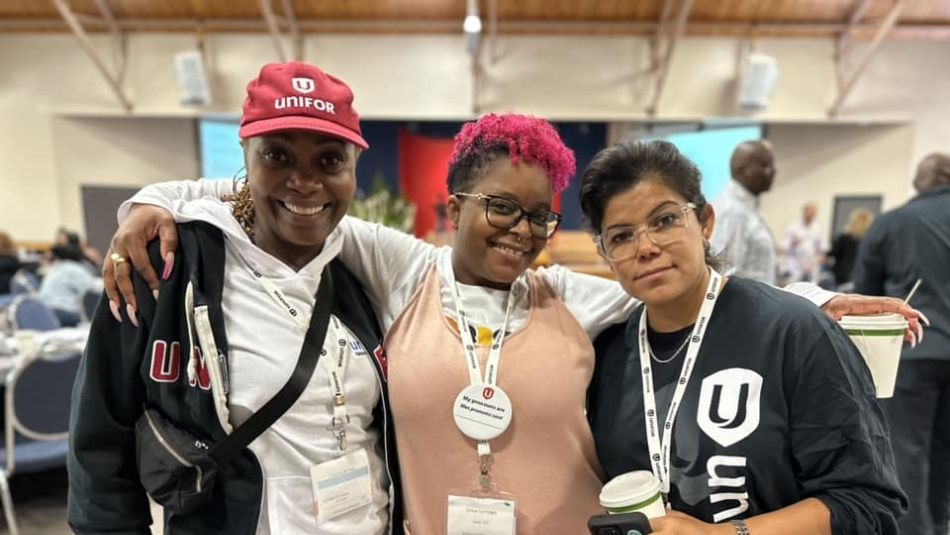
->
[783,202,827,283]
[711,140,778,284]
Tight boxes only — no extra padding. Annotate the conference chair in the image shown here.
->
[0,349,81,535]
[9,297,60,332]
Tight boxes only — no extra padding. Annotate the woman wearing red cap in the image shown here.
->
[68,62,402,535]
[102,107,925,534]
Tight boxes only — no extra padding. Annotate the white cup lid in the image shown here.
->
[840,314,907,330]
[599,470,662,509]
[839,313,907,325]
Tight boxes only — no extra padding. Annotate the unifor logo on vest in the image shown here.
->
[149,340,211,390]
[696,368,763,523]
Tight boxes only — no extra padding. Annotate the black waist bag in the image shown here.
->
[134,269,333,515]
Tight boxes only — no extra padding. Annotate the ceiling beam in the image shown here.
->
[4,17,949,39]
[259,0,287,61]
[51,0,132,111]
[648,0,693,116]
[651,0,675,69]
[92,0,126,83]
[837,0,872,56]
[488,0,499,64]
[280,0,302,61]
[829,0,907,116]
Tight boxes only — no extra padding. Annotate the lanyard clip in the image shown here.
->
[478,453,493,487]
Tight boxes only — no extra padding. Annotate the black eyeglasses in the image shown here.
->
[454,192,562,239]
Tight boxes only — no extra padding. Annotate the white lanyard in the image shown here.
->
[449,280,518,389]
[326,316,351,451]
[243,261,310,332]
[639,268,722,494]
[447,266,520,478]
[242,259,352,450]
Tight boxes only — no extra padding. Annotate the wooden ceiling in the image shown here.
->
[2,0,949,39]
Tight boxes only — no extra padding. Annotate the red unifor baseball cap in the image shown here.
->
[239,61,368,149]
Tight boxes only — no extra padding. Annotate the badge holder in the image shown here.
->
[446,451,517,535]
[310,448,375,524]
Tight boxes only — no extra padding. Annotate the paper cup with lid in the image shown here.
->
[599,470,666,518]
[839,313,908,398]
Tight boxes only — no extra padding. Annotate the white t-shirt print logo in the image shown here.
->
[697,368,763,447]
[291,77,315,94]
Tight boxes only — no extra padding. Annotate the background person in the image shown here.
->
[783,202,827,283]
[710,140,778,284]
[37,243,101,326]
[827,208,874,289]
[0,230,20,294]
[68,61,401,535]
[583,140,906,535]
[854,152,950,535]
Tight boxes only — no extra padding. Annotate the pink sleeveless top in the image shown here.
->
[385,266,605,534]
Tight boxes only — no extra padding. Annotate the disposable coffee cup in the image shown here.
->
[599,470,666,519]
[839,313,908,398]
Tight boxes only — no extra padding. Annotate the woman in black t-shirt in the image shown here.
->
[580,140,906,535]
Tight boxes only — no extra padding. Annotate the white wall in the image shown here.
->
[0,32,947,242]
[762,123,916,245]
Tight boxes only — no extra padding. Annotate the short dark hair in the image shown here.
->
[579,139,719,267]
[50,244,85,262]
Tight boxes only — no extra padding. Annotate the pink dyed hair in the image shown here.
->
[449,113,576,194]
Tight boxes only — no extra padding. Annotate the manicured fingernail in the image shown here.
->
[109,300,122,323]
[162,252,174,280]
[152,289,159,301]
[917,322,924,344]
[918,311,931,326]
[126,304,140,327]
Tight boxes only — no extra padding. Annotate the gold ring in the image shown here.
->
[110,252,127,265]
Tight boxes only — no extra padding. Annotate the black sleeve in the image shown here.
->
[67,274,156,533]
[787,322,907,535]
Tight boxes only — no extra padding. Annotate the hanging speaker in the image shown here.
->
[174,50,212,106]
[738,52,780,111]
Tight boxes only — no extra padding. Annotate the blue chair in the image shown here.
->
[9,271,38,296]
[9,297,60,332]
[0,349,81,535]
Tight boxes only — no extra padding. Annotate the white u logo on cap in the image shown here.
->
[292,77,315,94]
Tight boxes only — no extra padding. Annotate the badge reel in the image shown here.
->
[447,383,517,535]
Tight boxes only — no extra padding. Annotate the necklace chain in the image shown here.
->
[648,331,691,364]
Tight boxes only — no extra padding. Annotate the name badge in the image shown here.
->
[447,495,516,535]
[452,383,513,441]
[310,448,373,522]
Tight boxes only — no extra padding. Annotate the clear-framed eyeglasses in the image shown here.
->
[595,202,699,262]
[454,192,563,239]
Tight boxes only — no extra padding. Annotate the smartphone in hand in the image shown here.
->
[587,511,653,535]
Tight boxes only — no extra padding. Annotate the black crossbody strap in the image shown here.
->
[210,267,334,464]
